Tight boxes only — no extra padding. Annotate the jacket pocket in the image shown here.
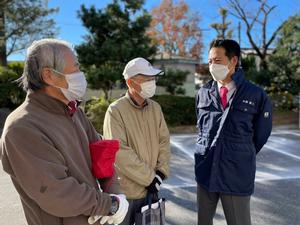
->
[233,104,257,114]
[229,103,258,135]
[196,100,214,130]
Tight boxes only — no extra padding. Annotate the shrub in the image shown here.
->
[7,61,24,76]
[0,66,25,109]
[268,90,297,111]
[85,94,197,133]
[84,97,112,133]
[152,95,196,126]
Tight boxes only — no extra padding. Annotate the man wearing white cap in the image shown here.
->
[103,57,171,225]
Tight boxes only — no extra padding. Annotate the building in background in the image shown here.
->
[153,54,200,97]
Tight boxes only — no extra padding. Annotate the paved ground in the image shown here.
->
[162,127,300,225]
[1,127,300,225]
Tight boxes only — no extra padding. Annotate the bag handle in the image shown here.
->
[146,192,159,209]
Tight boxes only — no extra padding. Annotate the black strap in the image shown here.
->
[211,90,237,147]
[146,192,159,209]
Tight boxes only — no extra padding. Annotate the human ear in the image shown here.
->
[41,68,54,85]
[231,56,238,67]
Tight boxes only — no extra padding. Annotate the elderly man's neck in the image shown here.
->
[128,89,146,107]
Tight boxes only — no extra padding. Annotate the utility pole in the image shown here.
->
[238,22,241,45]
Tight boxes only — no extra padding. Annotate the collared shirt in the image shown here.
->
[67,100,77,116]
[217,80,236,102]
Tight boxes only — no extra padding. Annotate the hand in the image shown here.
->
[146,171,164,194]
[99,194,129,225]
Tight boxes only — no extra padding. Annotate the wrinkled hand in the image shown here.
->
[99,194,129,225]
[146,171,164,194]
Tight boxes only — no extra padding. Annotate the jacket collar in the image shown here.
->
[208,68,245,109]
[231,68,245,88]
[26,90,69,116]
[209,82,221,110]
[125,91,148,109]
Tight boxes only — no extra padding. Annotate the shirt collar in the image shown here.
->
[217,80,236,91]
[67,101,78,116]
[125,91,148,109]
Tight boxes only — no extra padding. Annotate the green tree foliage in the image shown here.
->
[84,95,196,131]
[0,0,58,66]
[265,13,300,110]
[268,13,300,96]
[242,56,272,88]
[0,64,25,109]
[241,14,300,110]
[76,0,156,100]
[157,68,189,95]
[152,95,196,126]
[84,97,112,133]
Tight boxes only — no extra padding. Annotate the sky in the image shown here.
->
[7,0,300,63]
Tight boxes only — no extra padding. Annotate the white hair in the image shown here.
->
[19,38,75,91]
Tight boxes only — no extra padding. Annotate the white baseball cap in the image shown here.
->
[122,57,163,80]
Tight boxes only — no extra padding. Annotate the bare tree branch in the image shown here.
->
[226,0,280,70]
[6,37,17,55]
[265,21,284,49]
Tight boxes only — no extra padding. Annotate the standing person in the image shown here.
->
[103,57,171,225]
[195,39,272,225]
[0,39,128,225]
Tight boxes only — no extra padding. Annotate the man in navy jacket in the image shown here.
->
[195,39,272,225]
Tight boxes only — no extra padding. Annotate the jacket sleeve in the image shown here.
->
[2,126,112,218]
[253,92,272,153]
[155,107,171,179]
[103,106,155,187]
[78,108,120,194]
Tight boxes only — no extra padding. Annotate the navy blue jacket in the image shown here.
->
[195,69,272,196]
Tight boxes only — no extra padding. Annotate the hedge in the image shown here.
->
[84,94,197,134]
[152,95,196,126]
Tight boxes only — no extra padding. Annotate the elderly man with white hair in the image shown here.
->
[0,39,128,225]
[103,57,171,225]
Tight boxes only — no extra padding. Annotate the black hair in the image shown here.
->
[209,39,240,66]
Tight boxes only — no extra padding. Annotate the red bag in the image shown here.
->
[89,139,120,178]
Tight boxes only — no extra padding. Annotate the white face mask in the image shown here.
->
[209,63,230,81]
[139,80,156,99]
[52,69,87,101]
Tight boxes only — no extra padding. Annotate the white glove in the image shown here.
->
[88,215,102,224]
[99,194,129,225]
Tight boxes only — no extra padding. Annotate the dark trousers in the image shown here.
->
[197,184,251,225]
[119,197,147,225]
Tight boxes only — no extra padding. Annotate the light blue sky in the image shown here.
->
[8,0,300,63]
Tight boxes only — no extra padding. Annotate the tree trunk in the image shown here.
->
[103,89,108,101]
[260,57,268,71]
[0,6,7,67]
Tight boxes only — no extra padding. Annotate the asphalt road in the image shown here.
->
[1,127,300,225]
[162,128,300,225]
